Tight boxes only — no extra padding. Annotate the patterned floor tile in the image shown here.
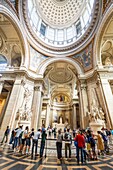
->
[0,146,113,170]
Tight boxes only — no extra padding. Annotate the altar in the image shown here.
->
[52,117,69,132]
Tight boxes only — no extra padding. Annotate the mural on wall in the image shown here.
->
[29,46,48,72]
[53,94,70,103]
[72,42,93,71]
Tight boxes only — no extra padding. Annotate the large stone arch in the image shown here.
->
[93,3,113,67]
[37,57,84,76]
[0,5,29,68]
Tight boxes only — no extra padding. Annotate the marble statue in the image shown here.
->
[105,57,112,66]
[16,87,32,122]
[59,117,63,124]
[88,103,105,123]
[99,107,105,120]
[88,106,106,133]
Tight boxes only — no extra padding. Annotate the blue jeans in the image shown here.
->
[9,134,14,144]
[14,137,19,148]
[31,139,38,156]
[40,142,45,157]
[56,142,62,159]
[77,147,84,163]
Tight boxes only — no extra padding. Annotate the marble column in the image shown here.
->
[78,81,89,128]
[31,85,43,130]
[73,104,77,129]
[100,78,113,127]
[0,77,25,139]
[46,103,50,128]
[0,81,4,94]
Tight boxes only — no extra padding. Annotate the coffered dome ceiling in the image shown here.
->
[24,0,100,55]
[45,62,75,84]
[36,0,84,27]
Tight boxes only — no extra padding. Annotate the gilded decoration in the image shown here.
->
[53,94,70,104]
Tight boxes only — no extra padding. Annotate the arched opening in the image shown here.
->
[94,5,113,67]
[0,14,22,68]
[39,61,80,130]
[0,13,26,127]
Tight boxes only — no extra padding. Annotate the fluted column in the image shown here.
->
[78,80,89,128]
[31,85,43,130]
[0,81,4,94]
[73,104,77,129]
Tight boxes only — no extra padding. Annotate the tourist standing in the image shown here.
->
[53,126,57,138]
[31,129,40,159]
[75,130,85,164]
[64,128,72,159]
[56,129,63,159]
[97,131,104,156]
[40,129,47,158]
[1,126,10,144]
[13,126,23,152]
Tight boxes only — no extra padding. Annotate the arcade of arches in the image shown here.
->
[0,0,113,140]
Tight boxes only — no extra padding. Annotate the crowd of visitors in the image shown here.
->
[0,125,113,164]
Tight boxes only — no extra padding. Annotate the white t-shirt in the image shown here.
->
[15,128,22,137]
[33,131,40,140]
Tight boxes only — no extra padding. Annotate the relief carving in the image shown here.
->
[16,87,32,121]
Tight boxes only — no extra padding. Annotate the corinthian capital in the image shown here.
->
[34,86,40,91]
[81,84,87,90]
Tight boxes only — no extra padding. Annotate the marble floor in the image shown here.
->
[0,145,113,170]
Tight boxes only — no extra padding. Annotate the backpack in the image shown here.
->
[74,140,78,147]
[101,133,108,141]
[111,130,113,135]
[65,132,71,142]
[19,131,23,138]
[89,137,96,146]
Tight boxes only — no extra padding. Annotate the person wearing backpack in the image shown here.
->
[89,134,97,160]
[56,129,63,160]
[110,128,113,144]
[31,129,40,159]
[13,126,23,152]
[101,131,109,154]
[64,128,72,159]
